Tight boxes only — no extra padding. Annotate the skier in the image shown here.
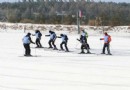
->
[81,29,90,49]
[45,30,58,50]
[22,33,35,56]
[100,32,112,55]
[32,30,42,48]
[58,34,69,52]
[77,34,91,54]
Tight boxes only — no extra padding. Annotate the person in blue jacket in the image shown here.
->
[45,30,57,50]
[22,33,35,56]
[33,30,42,48]
[58,34,69,52]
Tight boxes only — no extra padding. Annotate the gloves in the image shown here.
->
[77,39,80,41]
[45,35,50,37]
[100,38,103,40]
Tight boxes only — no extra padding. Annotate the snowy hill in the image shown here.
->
[0,22,130,90]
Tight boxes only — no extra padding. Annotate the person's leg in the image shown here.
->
[38,38,42,47]
[80,44,85,53]
[27,44,31,55]
[85,44,90,53]
[102,44,106,54]
[60,42,64,50]
[48,39,52,48]
[64,41,69,52]
[87,43,90,49]
[52,40,57,49]
[23,44,27,55]
[107,44,111,54]
[36,38,39,47]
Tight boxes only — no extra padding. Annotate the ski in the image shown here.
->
[31,47,46,49]
[78,52,95,54]
[58,50,73,53]
[35,47,44,48]
[106,54,112,55]
[31,47,58,51]
[19,55,42,57]
[96,53,113,56]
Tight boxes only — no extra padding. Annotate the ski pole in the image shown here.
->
[32,41,37,57]
[32,33,37,56]
[75,39,80,50]
[75,42,80,50]
[23,46,25,56]
[99,40,103,50]
[35,45,37,56]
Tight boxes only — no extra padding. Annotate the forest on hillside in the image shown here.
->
[0,0,130,26]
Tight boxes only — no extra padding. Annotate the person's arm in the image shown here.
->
[100,38,104,40]
[29,37,35,44]
[45,35,50,37]
[77,35,82,42]
[32,34,36,36]
[57,36,61,38]
[77,38,80,41]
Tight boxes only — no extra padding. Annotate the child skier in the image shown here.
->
[45,30,58,50]
[22,33,35,56]
[100,32,112,55]
[81,29,90,49]
[77,35,91,54]
[33,30,42,48]
[58,34,69,52]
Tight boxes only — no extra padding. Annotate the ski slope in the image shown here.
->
[0,29,130,90]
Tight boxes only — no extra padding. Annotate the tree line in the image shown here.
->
[0,0,130,26]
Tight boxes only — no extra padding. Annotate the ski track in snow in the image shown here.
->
[0,29,130,90]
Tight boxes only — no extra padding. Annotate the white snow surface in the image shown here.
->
[0,24,130,90]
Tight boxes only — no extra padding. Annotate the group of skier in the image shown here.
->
[22,30,70,56]
[22,29,112,56]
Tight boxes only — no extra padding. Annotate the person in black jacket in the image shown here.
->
[33,30,42,48]
[45,30,57,50]
[58,34,69,52]
[77,35,90,54]
[81,29,90,49]
[22,33,35,56]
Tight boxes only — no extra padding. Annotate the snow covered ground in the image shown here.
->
[0,26,130,90]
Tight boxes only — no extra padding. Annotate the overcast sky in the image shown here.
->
[0,0,130,3]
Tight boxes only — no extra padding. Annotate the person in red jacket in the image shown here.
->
[100,32,112,55]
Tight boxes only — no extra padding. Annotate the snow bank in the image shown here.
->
[0,22,130,36]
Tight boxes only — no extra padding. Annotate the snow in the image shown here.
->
[0,23,130,90]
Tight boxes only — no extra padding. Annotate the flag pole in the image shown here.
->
[77,10,80,34]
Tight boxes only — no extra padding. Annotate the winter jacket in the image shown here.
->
[100,35,111,44]
[80,35,87,44]
[22,35,33,44]
[50,32,56,40]
[35,32,42,39]
[61,34,68,42]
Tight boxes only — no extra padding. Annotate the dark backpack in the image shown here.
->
[38,32,42,37]
[64,35,68,41]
